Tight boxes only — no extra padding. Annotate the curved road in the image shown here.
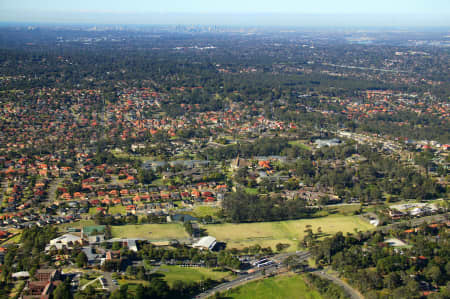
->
[312,270,364,299]
[192,213,450,298]
[193,249,365,299]
[194,251,311,299]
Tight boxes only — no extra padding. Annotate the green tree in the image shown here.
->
[53,279,73,299]
[425,265,443,285]
[76,251,88,268]
[384,272,402,289]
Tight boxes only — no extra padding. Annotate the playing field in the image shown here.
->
[190,205,220,218]
[111,223,188,240]
[158,265,234,287]
[288,140,312,151]
[89,214,372,250]
[222,274,323,299]
[57,219,95,232]
[201,215,373,250]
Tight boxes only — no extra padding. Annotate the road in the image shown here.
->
[47,177,64,203]
[322,63,409,74]
[377,213,449,233]
[312,270,364,299]
[110,175,124,187]
[102,271,119,292]
[194,251,311,299]
[193,212,448,299]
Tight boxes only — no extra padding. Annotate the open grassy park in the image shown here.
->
[114,266,234,289]
[57,219,95,232]
[56,213,373,251]
[201,215,373,250]
[288,140,312,151]
[189,205,221,218]
[57,219,188,241]
[111,223,188,240]
[222,274,323,299]
[158,265,234,287]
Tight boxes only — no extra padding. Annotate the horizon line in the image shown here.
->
[1,11,449,27]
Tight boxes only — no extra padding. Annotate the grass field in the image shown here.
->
[57,219,95,232]
[111,150,156,161]
[108,205,127,215]
[79,273,103,289]
[244,187,259,195]
[222,274,323,299]
[201,215,373,250]
[111,223,188,240]
[288,140,312,151]
[190,205,221,218]
[324,204,361,215]
[152,178,166,186]
[88,206,127,215]
[158,265,234,287]
[0,233,21,245]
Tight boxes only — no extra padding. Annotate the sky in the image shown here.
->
[1,0,449,26]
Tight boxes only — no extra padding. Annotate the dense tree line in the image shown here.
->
[93,213,167,225]
[107,276,220,299]
[310,224,450,298]
[138,243,241,269]
[72,274,221,299]
[222,190,317,223]
[0,226,57,283]
[286,143,443,202]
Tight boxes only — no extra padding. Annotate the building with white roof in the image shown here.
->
[45,233,82,251]
[192,236,217,251]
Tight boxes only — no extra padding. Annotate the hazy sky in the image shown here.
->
[1,0,449,26]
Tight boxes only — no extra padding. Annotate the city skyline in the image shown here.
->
[1,0,449,26]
